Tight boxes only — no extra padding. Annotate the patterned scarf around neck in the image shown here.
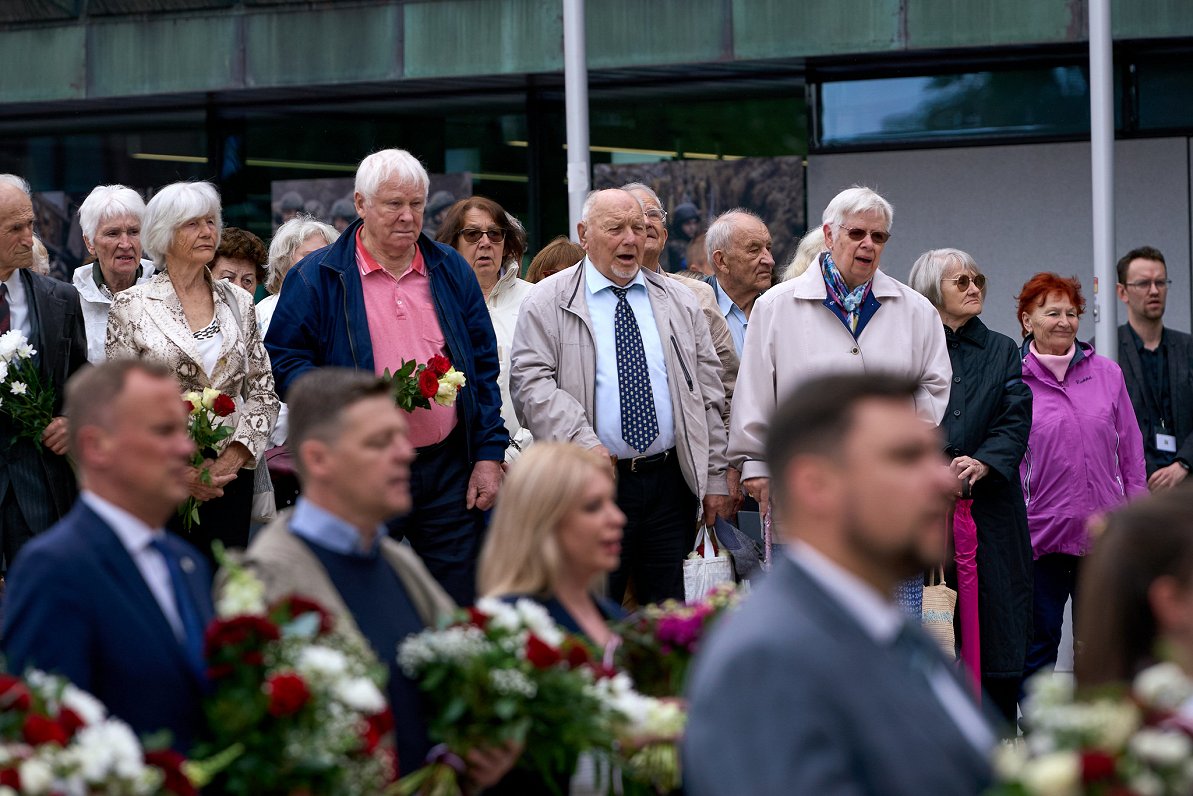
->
[821,251,872,332]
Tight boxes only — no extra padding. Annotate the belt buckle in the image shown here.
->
[630,455,645,473]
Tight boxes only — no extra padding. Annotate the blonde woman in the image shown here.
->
[478,443,626,648]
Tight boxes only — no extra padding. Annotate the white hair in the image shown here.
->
[30,235,49,275]
[705,208,763,263]
[266,214,339,294]
[781,227,826,281]
[78,185,146,243]
[0,174,31,197]
[909,248,986,308]
[141,181,222,264]
[354,149,429,203]
[821,186,893,232]
[621,182,662,208]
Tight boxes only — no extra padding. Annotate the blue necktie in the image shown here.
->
[611,286,659,453]
[149,536,207,683]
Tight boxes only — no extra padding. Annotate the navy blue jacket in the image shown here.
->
[265,220,508,462]
[1,502,214,752]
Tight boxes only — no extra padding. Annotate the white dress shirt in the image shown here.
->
[584,260,676,459]
[80,491,185,641]
[0,268,31,339]
[787,540,995,753]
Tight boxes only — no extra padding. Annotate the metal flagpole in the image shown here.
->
[1089,0,1117,360]
[563,0,590,242]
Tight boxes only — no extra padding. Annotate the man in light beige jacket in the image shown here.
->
[509,188,732,604]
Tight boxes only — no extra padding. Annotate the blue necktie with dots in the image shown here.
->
[611,286,659,453]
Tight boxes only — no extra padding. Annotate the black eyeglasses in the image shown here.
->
[459,228,506,244]
[948,274,986,291]
[1124,279,1172,291]
[837,224,890,245]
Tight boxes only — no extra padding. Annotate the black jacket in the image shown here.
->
[940,317,1033,679]
[1117,323,1193,476]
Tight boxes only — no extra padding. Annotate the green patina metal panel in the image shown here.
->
[89,15,238,97]
[246,5,399,87]
[731,0,900,59]
[586,0,724,68]
[1113,0,1193,40]
[0,26,85,102]
[403,0,562,78]
[908,0,1076,48]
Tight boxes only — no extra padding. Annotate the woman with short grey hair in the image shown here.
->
[909,247,1033,724]
[258,214,338,336]
[72,185,156,363]
[106,181,279,560]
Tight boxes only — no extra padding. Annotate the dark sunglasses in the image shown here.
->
[837,224,891,245]
[459,227,506,244]
[948,274,987,291]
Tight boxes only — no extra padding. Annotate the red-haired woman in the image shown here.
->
[1016,272,1147,689]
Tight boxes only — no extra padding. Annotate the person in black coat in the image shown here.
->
[910,248,1033,726]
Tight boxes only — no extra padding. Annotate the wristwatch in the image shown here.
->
[1178,459,1191,472]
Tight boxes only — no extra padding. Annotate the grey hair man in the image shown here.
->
[0,174,88,566]
[705,209,775,357]
[510,188,733,604]
[264,149,509,605]
[1115,245,1193,491]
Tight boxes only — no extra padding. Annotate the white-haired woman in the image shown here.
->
[72,185,156,363]
[106,181,279,560]
[256,214,338,338]
[910,248,1033,725]
[780,227,825,282]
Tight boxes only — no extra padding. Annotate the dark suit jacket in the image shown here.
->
[1,502,214,751]
[1117,323,1193,474]
[683,556,993,796]
[0,269,87,537]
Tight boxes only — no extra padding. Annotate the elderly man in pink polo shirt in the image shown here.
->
[265,149,508,605]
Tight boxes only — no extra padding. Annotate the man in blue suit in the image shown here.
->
[684,374,995,796]
[2,359,213,752]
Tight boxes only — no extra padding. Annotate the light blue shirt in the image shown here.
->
[289,497,387,559]
[714,277,748,357]
[584,260,675,459]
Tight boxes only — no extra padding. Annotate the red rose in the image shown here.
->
[57,707,86,738]
[182,397,197,414]
[466,606,490,630]
[265,672,310,717]
[418,368,440,399]
[427,355,451,377]
[1081,750,1117,783]
[145,749,199,796]
[211,393,236,418]
[23,714,69,747]
[562,638,591,669]
[0,768,19,789]
[0,675,31,712]
[361,708,394,754]
[525,634,562,669]
[204,615,281,656]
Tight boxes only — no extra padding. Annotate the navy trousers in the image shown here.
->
[1023,552,1081,683]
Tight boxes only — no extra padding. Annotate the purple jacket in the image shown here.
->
[1019,340,1147,558]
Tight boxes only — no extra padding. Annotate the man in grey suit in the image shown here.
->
[0,174,87,570]
[684,374,995,796]
[1115,245,1192,491]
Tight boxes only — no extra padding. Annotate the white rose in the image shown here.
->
[18,757,54,795]
[216,569,267,618]
[433,369,467,407]
[1020,751,1080,796]
[60,684,107,726]
[297,645,349,678]
[1134,663,1193,711]
[1129,728,1193,767]
[201,387,221,409]
[335,677,386,714]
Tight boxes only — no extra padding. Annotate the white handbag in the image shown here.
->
[683,526,734,602]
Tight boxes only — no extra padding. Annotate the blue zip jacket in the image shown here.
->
[264,219,508,463]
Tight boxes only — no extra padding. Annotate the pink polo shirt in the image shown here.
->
[356,229,457,448]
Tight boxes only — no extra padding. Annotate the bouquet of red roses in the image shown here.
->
[0,668,195,795]
[189,557,395,795]
[613,581,741,698]
[383,355,466,413]
[0,330,54,449]
[395,597,617,796]
[177,387,237,532]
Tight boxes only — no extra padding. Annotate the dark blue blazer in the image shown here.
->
[1,502,213,751]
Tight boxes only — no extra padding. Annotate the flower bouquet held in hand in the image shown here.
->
[0,669,196,795]
[613,581,742,698]
[0,330,53,449]
[989,662,1193,796]
[177,388,236,532]
[383,355,466,413]
[593,671,687,795]
[188,551,396,795]
[395,597,616,796]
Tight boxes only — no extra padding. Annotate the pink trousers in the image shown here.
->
[953,500,981,700]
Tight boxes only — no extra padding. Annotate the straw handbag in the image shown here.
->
[922,566,957,660]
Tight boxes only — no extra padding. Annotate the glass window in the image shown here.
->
[818,66,1096,147]
[1137,57,1193,131]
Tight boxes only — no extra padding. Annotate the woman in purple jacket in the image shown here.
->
[1016,272,1147,689]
